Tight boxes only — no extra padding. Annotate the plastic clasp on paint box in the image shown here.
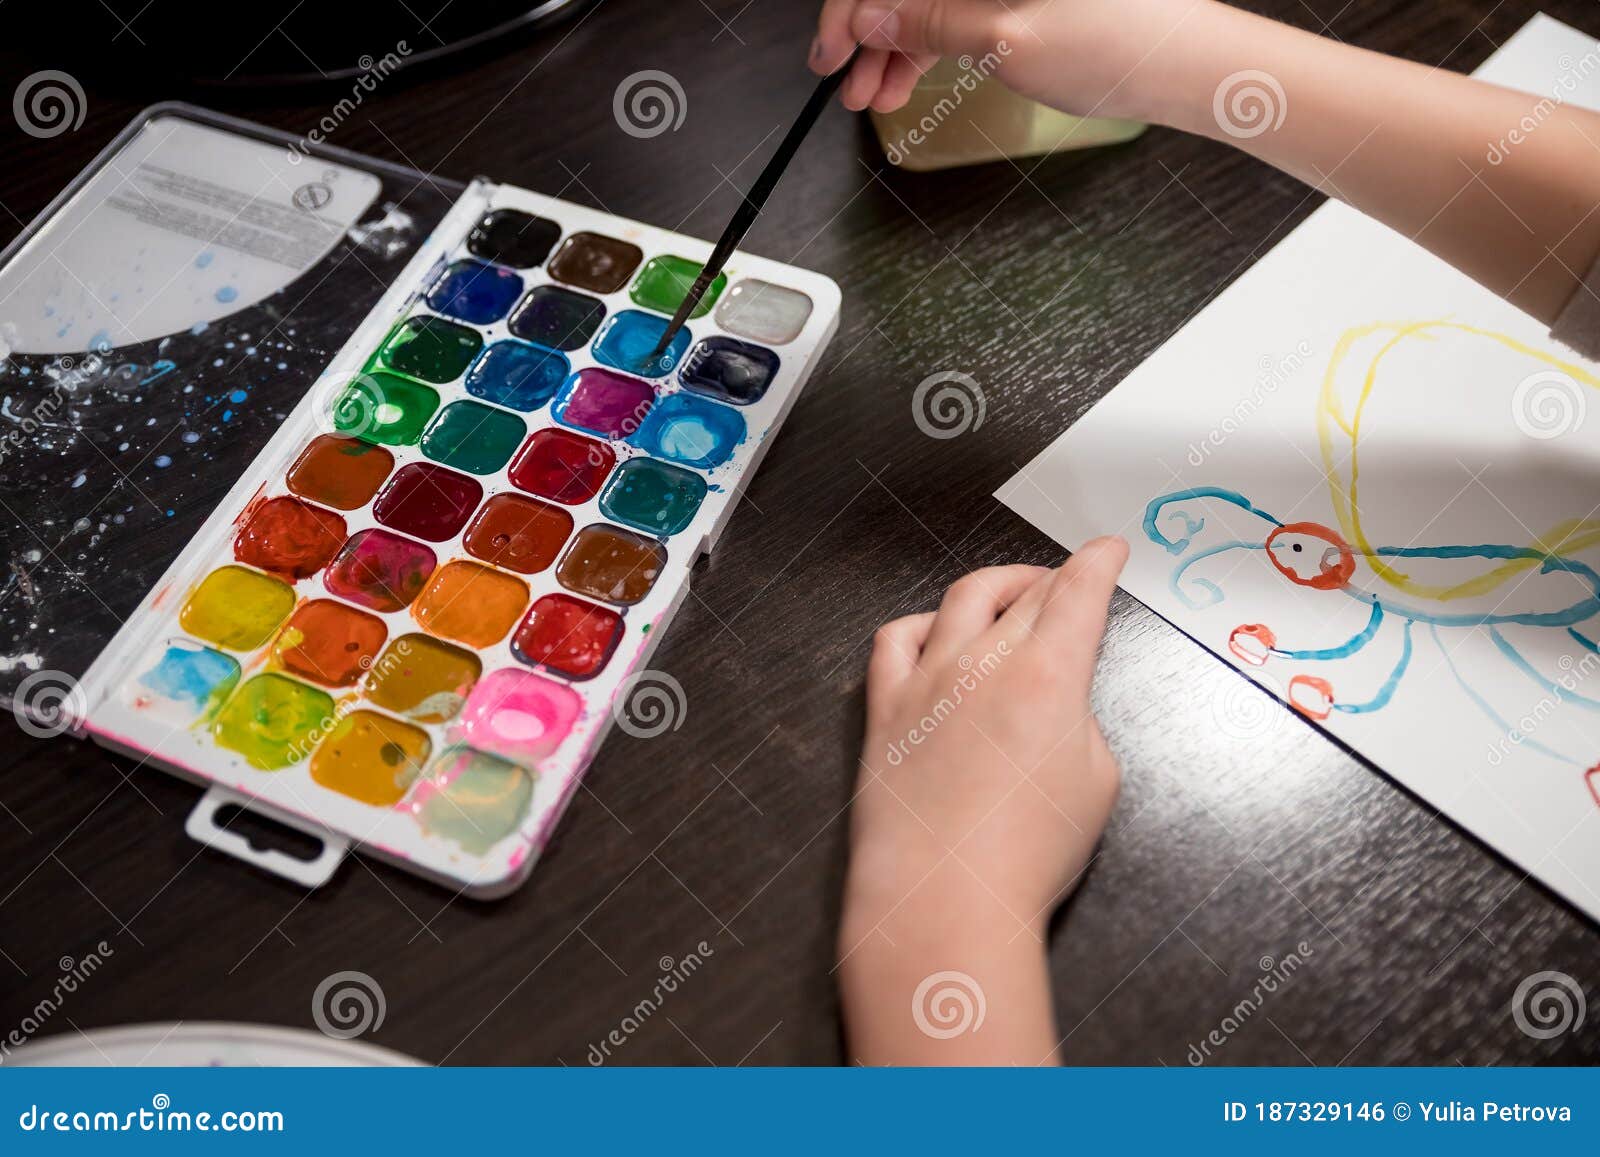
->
[185,786,348,888]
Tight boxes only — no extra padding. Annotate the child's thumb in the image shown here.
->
[849,0,1011,60]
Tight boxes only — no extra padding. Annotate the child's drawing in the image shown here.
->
[1143,321,1600,800]
[998,18,1600,921]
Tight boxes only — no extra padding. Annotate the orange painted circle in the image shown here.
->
[1266,522,1356,590]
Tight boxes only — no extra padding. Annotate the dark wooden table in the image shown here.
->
[3,0,1597,1065]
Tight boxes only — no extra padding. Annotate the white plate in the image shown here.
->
[8,1022,423,1067]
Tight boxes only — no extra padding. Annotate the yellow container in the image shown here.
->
[870,58,1145,171]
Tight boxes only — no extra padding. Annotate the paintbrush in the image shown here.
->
[650,49,859,358]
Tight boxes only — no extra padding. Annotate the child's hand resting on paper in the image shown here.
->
[837,538,1128,1066]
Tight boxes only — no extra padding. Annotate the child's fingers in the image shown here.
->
[841,47,892,111]
[848,0,1008,58]
[811,0,861,75]
[810,2,941,110]
[867,611,936,694]
[922,565,1051,664]
[870,51,937,113]
[1034,536,1128,667]
[993,558,1065,637]
[995,537,1126,647]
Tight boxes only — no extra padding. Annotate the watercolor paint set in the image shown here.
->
[2,106,838,895]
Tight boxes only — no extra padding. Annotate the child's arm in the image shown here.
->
[838,539,1127,1065]
[812,0,1600,329]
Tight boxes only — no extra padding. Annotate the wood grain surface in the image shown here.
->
[1,0,1597,1065]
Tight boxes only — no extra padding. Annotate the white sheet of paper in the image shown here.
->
[998,13,1600,922]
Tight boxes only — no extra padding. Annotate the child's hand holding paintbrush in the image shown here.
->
[813,0,1600,332]
[817,0,1600,1065]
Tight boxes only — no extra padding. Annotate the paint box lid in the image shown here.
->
[0,105,461,730]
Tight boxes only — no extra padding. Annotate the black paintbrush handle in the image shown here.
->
[652,50,859,355]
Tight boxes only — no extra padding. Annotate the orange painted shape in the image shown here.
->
[274,599,388,687]
[412,560,529,647]
[1229,624,1276,666]
[1266,522,1356,590]
[1288,675,1335,721]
